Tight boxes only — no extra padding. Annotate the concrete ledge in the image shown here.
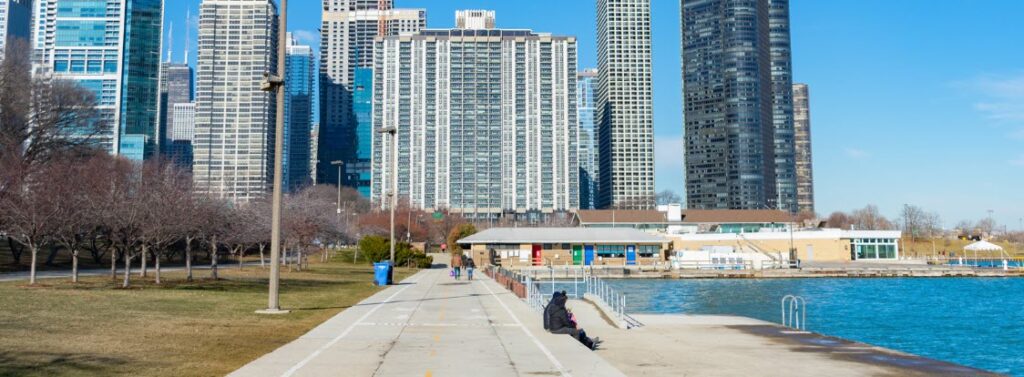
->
[582,293,627,329]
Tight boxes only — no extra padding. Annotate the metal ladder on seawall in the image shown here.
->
[781,295,807,330]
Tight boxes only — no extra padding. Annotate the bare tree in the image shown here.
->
[138,161,192,284]
[0,163,61,285]
[655,190,682,206]
[49,156,104,283]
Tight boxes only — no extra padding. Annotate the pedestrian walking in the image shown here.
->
[466,256,476,281]
[451,253,463,280]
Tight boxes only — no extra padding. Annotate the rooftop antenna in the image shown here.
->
[166,21,173,63]
[183,9,190,64]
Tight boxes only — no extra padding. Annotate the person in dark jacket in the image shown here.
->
[544,291,600,350]
[466,257,476,280]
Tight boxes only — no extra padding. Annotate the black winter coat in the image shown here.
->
[544,293,574,332]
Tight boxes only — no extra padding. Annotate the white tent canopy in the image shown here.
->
[963,241,1004,252]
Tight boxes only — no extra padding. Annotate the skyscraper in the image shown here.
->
[681,0,797,212]
[167,102,195,171]
[160,63,193,146]
[793,83,814,214]
[32,0,164,158]
[285,33,314,191]
[0,0,32,59]
[371,12,579,219]
[318,0,425,191]
[578,69,599,210]
[194,0,278,202]
[596,0,655,210]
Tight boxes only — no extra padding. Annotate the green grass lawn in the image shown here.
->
[0,250,416,377]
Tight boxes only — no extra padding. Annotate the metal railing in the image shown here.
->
[584,273,643,328]
[518,266,643,329]
[781,295,806,330]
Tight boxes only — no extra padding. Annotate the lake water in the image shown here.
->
[598,278,1024,376]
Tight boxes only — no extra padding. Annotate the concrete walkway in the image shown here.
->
[565,300,999,377]
[230,268,623,377]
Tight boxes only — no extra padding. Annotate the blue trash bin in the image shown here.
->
[373,262,393,286]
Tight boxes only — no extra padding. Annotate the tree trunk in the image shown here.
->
[154,251,162,284]
[122,254,132,288]
[237,246,244,270]
[185,237,194,282]
[210,236,218,280]
[259,244,266,268]
[110,247,117,280]
[28,243,38,285]
[140,244,148,278]
[71,249,79,283]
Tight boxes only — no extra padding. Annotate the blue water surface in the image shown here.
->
[594,278,1024,376]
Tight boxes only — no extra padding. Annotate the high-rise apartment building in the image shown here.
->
[160,63,193,145]
[32,0,164,158]
[0,0,32,58]
[578,69,599,210]
[285,33,314,191]
[371,12,579,219]
[793,83,814,214]
[193,0,278,202]
[596,0,655,209]
[681,0,797,212]
[318,0,425,191]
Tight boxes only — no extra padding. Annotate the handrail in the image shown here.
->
[781,295,806,330]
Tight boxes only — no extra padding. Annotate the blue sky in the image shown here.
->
[163,1,1024,229]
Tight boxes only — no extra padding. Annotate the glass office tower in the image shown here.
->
[285,33,314,192]
[577,69,599,210]
[0,0,32,59]
[681,0,797,212]
[33,0,164,159]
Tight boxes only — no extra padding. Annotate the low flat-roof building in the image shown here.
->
[458,228,670,268]
[669,229,902,264]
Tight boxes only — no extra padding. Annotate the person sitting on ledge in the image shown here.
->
[544,291,601,350]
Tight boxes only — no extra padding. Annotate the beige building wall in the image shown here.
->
[671,237,851,262]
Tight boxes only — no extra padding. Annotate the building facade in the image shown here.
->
[0,0,32,58]
[160,62,193,147]
[596,0,655,209]
[455,9,494,30]
[577,69,598,210]
[32,0,164,158]
[193,0,278,202]
[680,0,797,212]
[285,33,314,191]
[792,83,814,213]
[318,0,425,191]
[371,14,579,219]
[166,101,194,170]
[350,67,372,196]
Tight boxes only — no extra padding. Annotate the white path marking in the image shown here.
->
[281,278,420,377]
[479,278,571,377]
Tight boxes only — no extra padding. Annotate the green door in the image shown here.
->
[572,245,583,265]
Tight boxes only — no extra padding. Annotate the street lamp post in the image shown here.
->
[379,127,398,272]
[258,0,289,315]
[331,160,343,215]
